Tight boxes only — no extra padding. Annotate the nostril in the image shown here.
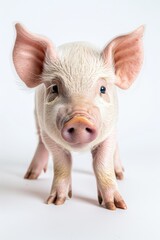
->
[85,128,93,133]
[62,123,97,144]
[67,128,74,134]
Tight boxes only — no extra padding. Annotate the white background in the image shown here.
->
[0,0,160,240]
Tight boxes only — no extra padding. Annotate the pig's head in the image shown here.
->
[13,24,144,151]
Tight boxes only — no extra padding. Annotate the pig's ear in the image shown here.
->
[13,23,56,88]
[102,26,144,89]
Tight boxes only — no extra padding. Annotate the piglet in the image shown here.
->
[13,23,144,210]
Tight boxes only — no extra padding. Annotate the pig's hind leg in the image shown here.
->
[24,111,49,180]
[114,144,124,180]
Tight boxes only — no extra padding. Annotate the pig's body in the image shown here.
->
[13,24,144,210]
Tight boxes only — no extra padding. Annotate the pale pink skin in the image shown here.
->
[13,23,144,210]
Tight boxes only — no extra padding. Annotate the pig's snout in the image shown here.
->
[61,116,97,147]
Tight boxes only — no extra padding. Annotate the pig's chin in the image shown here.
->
[68,142,91,150]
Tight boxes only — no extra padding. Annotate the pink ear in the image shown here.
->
[13,23,56,87]
[102,26,144,89]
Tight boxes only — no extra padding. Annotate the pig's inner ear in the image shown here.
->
[13,23,56,88]
[102,26,144,89]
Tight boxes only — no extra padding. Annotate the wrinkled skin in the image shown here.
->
[13,23,144,210]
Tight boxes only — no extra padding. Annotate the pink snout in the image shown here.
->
[61,116,97,147]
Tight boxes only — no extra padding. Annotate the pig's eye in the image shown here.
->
[47,84,59,103]
[51,85,58,94]
[100,86,106,94]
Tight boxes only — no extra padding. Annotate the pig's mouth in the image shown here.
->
[68,142,91,148]
[61,114,98,148]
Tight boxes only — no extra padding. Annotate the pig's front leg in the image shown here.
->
[92,134,127,210]
[46,143,72,205]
